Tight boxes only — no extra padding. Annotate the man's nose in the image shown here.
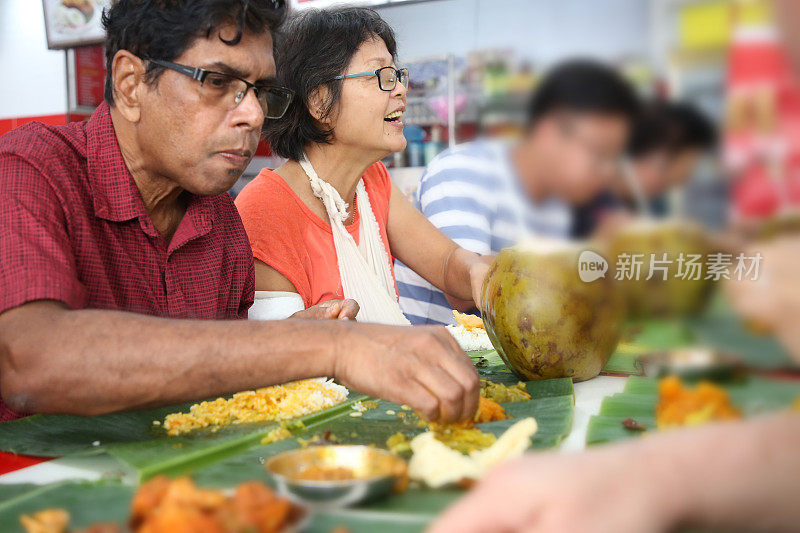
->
[232,88,265,130]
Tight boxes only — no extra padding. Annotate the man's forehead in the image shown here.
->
[564,111,629,129]
[177,27,274,78]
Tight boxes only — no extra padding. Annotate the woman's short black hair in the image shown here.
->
[526,59,640,127]
[102,0,288,105]
[263,7,398,161]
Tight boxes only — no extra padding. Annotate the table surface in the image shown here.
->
[0,376,628,486]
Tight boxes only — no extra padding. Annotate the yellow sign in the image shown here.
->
[679,1,731,50]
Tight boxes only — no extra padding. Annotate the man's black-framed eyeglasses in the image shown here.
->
[333,66,409,92]
[144,58,294,119]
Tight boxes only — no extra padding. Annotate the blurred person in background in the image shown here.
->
[573,100,717,237]
[395,59,639,325]
[428,2,800,529]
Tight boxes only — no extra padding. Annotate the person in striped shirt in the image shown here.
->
[396,60,639,325]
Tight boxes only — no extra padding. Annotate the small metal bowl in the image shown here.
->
[637,346,743,380]
[265,445,408,509]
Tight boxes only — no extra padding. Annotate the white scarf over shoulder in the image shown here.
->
[299,155,410,325]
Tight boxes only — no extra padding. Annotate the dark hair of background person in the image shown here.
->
[102,0,288,105]
[262,7,398,161]
[628,100,717,157]
[525,59,640,127]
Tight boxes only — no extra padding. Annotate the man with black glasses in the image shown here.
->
[0,0,478,424]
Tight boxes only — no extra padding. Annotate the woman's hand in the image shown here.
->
[291,299,360,320]
[468,258,493,311]
[387,181,495,309]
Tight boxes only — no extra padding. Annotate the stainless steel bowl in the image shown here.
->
[264,445,408,509]
[637,346,742,380]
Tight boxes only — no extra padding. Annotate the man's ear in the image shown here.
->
[111,50,146,123]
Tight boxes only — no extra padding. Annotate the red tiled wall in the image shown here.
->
[0,113,93,138]
[1,114,273,156]
[0,114,66,137]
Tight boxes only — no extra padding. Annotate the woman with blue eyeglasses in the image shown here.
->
[236,7,492,325]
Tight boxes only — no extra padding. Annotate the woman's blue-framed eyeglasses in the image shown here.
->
[333,66,409,92]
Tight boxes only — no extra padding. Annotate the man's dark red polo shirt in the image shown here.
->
[0,103,255,421]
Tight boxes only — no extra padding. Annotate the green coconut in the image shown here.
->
[756,210,800,241]
[480,239,624,382]
[607,218,714,318]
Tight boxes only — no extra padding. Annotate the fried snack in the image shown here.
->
[20,509,70,533]
[131,476,291,533]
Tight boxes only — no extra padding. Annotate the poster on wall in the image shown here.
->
[75,45,106,109]
[42,0,111,50]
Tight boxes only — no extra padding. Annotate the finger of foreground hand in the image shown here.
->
[432,330,480,420]
[324,301,342,319]
[338,299,360,320]
[412,365,468,423]
[427,484,514,533]
[398,379,441,421]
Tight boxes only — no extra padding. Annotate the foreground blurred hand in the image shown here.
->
[725,236,800,361]
[429,414,800,533]
[332,323,480,424]
[428,448,672,533]
[291,299,360,320]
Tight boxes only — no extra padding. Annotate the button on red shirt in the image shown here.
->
[0,103,255,421]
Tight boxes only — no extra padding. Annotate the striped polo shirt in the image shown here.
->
[395,140,572,325]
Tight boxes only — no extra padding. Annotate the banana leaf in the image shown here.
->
[602,297,798,375]
[180,377,571,529]
[0,393,366,482]
[308,509,432,533]
[308,491,469,533]
[0,351,498,462]
[190,378,573,488]
[601,351,640,375]
[468,349,526,384]
[0,342,568,483]
[0,378,573,533]
[601,319,695,376]
[689,314,797,371]
[586,376,800,445]
[0,480,133,533]
[0,480,444,533]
